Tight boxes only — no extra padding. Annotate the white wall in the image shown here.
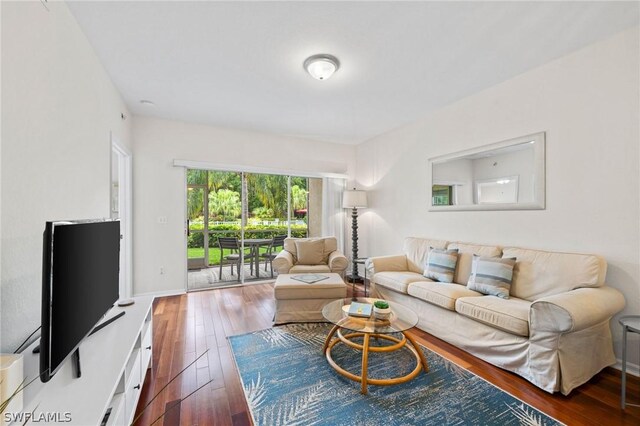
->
[132,116,355,295]
[0,1,131,352]
[356,28,639,362]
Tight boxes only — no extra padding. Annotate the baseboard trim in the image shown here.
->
[134,288,186,298]
[612,359,640,377]
[132,281,274,298]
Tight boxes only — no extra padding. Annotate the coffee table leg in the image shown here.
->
[404,331,429,373]
[361,333,370,395]
[322,324,340,354]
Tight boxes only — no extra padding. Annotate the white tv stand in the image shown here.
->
[19,296,154,426]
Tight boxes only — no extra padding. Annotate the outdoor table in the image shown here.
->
[243,238,272,278]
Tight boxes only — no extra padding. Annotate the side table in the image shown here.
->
[353,257,368,297]
[619,315,640,409]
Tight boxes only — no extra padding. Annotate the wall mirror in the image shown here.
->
[428,132,545,211]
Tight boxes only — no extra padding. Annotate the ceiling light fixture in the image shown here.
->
[140,99,155,106]
[304,54,340,80]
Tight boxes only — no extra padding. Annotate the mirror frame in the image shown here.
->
[428,132,546,211]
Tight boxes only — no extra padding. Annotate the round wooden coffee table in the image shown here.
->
[321,297,428,395]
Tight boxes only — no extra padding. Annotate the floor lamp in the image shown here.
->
[342,188,368,283]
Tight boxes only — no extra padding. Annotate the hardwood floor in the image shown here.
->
[134,282,640,426]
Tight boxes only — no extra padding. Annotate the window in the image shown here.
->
[432,185,454,206]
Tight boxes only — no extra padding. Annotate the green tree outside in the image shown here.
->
[208,189,242,221]
[187,170,310,266]
[291,185,307,211]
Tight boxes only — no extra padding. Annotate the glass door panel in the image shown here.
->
[208,171,244,285]
[245,173,289,280]
[187,186,207,271]
[290,177,309,237]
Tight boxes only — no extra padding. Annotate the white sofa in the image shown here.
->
[368,237,625,395]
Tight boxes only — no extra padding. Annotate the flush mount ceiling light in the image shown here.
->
[140,99,155,106]
[304,54,340,80]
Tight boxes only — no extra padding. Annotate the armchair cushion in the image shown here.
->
[295,240,325,265]
[283,237,337,263]
[280,237,347,274]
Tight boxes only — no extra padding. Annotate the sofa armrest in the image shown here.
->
[328,251,348,273]
[272,250,294,274]
[530,286,625,333]
[365,258,375,278]
[368,254,409,274]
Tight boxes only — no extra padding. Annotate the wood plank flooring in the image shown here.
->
[134,282,640,426]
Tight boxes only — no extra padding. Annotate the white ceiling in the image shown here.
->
[67,1,639,145]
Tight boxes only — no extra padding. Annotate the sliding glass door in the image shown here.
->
[186,169,323,290]
[187,173,207,270]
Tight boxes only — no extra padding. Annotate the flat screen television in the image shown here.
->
[40,219,120,382]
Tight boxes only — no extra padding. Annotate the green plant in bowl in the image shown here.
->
[374,300,389,309]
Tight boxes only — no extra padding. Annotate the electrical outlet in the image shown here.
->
[157,216,167,224]
[159,267,165,275]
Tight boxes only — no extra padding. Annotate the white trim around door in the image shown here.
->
[111,135,133,299]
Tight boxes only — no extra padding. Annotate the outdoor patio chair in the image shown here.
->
[217,237,253,278]
[259,235,287,278]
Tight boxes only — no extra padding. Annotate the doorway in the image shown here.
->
[111,137,132,299]
[186,169,322,290]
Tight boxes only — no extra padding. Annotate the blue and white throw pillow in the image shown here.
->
[423,248,459,283]
[467,256,517,299]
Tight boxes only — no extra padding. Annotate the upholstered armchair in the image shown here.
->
[272,237,348,275]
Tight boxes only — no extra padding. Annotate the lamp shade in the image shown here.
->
[343,190,368,209]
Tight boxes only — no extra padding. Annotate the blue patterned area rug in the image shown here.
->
[228,323,562,426]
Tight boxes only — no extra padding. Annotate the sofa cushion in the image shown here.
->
[455,296,531,337]
[289,264,331,274]
[447,242,502,285]
[295,239,325,265]
[467,256,516,299]
[374,271,428,294]
[408,281,482,311]
[403,237,448,274]
[503,247,607,301]
[423,248,459,283]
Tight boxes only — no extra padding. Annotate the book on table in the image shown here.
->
[290,274,330,284]
[348,302,372,318]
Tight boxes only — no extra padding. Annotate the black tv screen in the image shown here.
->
[40,220,120,382]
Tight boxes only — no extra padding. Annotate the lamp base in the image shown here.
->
[345,274,364,284]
